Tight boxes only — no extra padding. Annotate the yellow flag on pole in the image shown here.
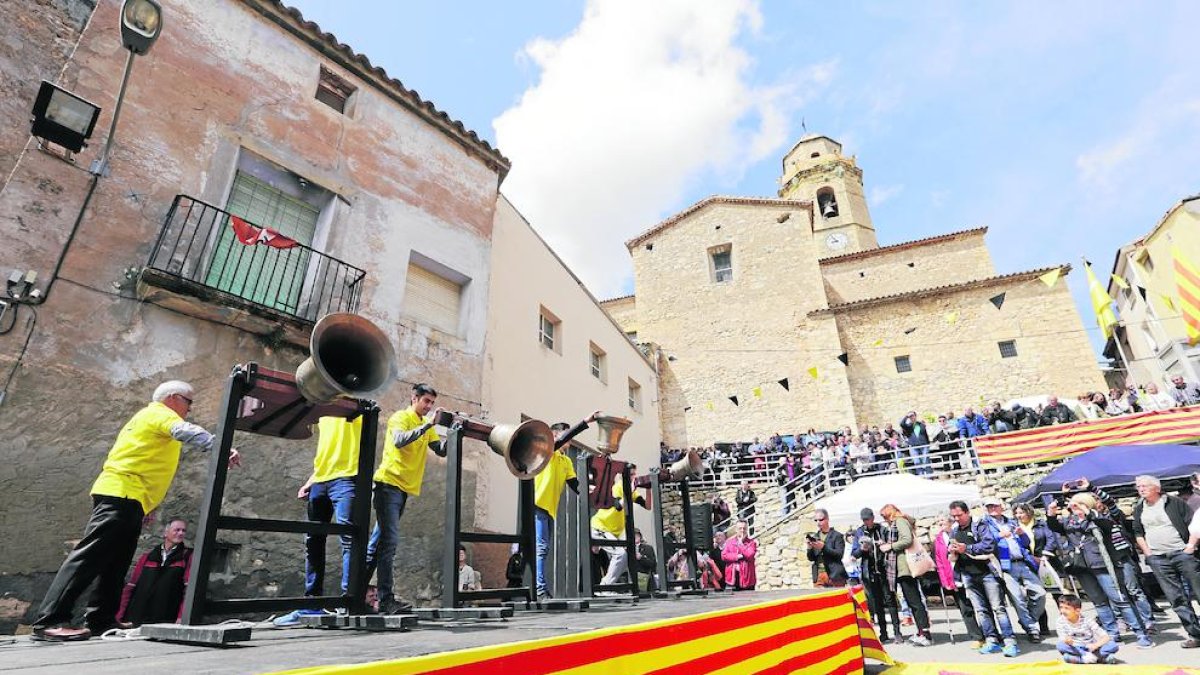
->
[1111,274,1129,290]
[1039,268,1062,288]
[1085,261,1118,339]
[1172,244,1200,345]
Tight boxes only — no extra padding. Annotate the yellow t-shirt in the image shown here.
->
[591,480,627,536]
[90,402,184,514]
[373,408,439,496]
[533,451,577,520]
[312,416,362,483]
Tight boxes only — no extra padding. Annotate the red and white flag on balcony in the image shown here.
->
[230,215,299,249]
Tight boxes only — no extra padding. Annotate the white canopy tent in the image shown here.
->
[812,474,983,528]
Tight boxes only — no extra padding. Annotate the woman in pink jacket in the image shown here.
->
[722,520,757,590]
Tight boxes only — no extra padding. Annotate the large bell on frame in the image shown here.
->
[295,313,397,402]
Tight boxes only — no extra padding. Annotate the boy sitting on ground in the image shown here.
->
[1056,594,1118,664]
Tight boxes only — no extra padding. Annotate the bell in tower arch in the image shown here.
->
[817,189,839,218]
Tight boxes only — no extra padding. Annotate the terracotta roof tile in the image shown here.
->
[809,265,1072,315]
[599,294,636,304]
[818,227,988,264]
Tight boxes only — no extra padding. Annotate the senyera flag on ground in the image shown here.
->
[270,588,892,674]
[972,405,1200,467]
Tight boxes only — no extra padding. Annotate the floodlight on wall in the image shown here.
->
[30,81,101,153]
[121,0,163,54]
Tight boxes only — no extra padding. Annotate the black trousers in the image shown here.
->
[896,576,931,634]
[35,495,143,629]
[863,573,901,639]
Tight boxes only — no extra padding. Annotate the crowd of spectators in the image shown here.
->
[806,472,1200,663]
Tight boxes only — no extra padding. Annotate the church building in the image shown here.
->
[602,136,1105,446]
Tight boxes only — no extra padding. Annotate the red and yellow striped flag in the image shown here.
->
[1173,244,1200,345]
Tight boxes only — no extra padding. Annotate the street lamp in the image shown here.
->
[120,0,162,54]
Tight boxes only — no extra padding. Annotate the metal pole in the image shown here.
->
[651,473,668,595]
[92,49,136,177]
[441,423,464,608]
[345,403,378,615]
[576,453,593,598]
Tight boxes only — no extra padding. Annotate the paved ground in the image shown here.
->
[1,589,1194,673]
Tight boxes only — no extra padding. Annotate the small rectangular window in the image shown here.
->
[625,331,638,343]
[710,244,732,283]
[538,307,561,353]
[894,355,912,373]
[998,340,1018,358]
[316,66,356,114]
[589,343,607,382]
[628,378,642,412]
[403,256,465,335]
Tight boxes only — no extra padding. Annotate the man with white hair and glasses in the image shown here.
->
[1132,474,1200,649]
[31,381,240,642]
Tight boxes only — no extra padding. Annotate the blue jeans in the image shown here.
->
[305,477,356,595]
[1003,559,1047,635]
[534,507,553,596]
[963,570,1015,642]
[1057,640,1118,661]
[1075,569,1147,640]
[365,483,408,603]
[908,446,930,475]
[1118,555,1154,629]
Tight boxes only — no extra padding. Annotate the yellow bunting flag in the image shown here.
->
[872,338,884,347]
[1111,273,1129,290]
[1173,244,1200,344]
[1039,268,1061,288]
[945,311,959,325]
[807,366,819,379]
[752,386,762,398]
[1085,261,1118,339]
[1162,293,1177,312]
[705,401,714,411]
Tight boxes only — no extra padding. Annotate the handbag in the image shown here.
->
[905,540,936,577]
[1062,543,1088,573]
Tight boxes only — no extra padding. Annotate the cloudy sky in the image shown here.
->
[288,0,1200,357]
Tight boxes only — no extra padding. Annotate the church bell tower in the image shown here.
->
[778,135,877,256]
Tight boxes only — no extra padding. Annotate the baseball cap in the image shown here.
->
[983,496,1003,507]
[860,507,874,520]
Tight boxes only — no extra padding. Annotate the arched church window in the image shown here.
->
[817,187,839,218]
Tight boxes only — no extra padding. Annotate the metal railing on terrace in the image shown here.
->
[147,195,366,322]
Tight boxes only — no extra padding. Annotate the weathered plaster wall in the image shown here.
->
[0,0,501,632]
[819,232,995,305]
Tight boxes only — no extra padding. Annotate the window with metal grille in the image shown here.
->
[403,259,463,335]
[206,171,317,313]
[590,343,606,382]
[539,307,560,353]
[894,355,912,373]
[628,378,642,411]
[710,244,732,283]
[316,66,356,114]
[998,340,1018,358]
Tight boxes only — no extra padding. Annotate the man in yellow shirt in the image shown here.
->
[32,381,240,642]
[273,416,363,626]
[365,383,443,614]
[592,466,651,590]
[533,411,599,600]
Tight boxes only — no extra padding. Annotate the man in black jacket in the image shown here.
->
[851,508,900,642]
[1039,396,1077,426]
[1132,475,1200,648]
[806,508,847,586]
[735,481,757,534]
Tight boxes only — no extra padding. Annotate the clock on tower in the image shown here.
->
[825,232,849,252]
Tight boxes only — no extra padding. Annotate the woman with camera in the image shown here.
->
[877,504,933,646]
[1046,493,1152,648]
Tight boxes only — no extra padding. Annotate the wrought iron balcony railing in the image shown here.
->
[147,195,365,322]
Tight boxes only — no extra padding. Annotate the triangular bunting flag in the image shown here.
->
[1039,268,1062,288]
[1162,294,1177,312]
[777,378,790,391]
[836,352,849,366]
[1111,274,1129,290]
[705,401,714,411]
[752,386,762,398]
[904,327,917,335]
[945,311,959,325]
[1137,286,1148,301]
[989,292,1006,310]
[728,395,739,406]
[807,366,819,379]
[872,338,884,347]
[683,406,692,412]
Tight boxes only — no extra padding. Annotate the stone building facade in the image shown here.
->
[0,0,659,633]
[604,136,1106,447]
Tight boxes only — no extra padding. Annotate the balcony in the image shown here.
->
[140,195,366,346]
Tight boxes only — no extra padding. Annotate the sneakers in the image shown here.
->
[969,640,985,650]
[378,597,413,615]
[901,616,914,627]
[1081,652,1099,664]
[908,634,932,647]
[1182,638,1200,649]
[978,641,1002,655]
[1002,641,1020,658]
[1026,632,1042,644]
[889,636,907,646]
[1136,636,1154,649]
[31,625,91,642]
[272,609,328,626]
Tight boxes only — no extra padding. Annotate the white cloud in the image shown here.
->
[493,0,819,298]
[869,184,903,207]
[1076,95,1200,189]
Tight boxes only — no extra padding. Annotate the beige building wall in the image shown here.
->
[820,230,995,305]
[828,269,1107,425]
[482,196,660,535]
[1108,198,1200,384]
[627,199,856,446]
[599,295,639,340]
